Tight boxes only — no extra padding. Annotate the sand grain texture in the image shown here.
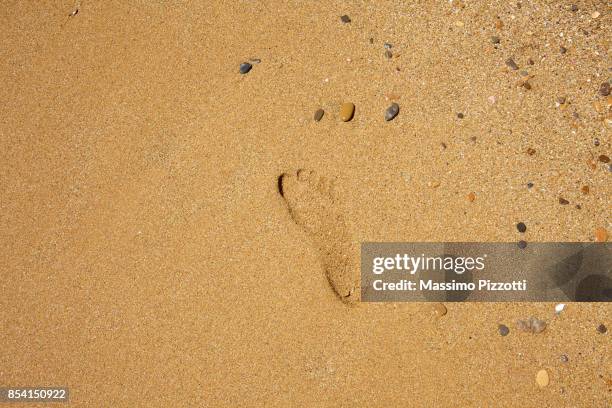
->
[0,1,610,407]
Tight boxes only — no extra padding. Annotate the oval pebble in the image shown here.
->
[314,109,324,122]
[340,102,355,122]
[498,324,510,336]
[536,369,549,387]
[385,103,399,121]
[432,302,447,317]
[239,62,252,74]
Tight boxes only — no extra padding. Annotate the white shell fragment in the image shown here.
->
[555,304,566,314]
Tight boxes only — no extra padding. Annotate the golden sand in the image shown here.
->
[1,1,610,406]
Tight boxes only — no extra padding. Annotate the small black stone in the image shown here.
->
[597,324,607,334]
[239,62,252,74]
[498,324,510,336]
[457,112,464,119]
[527,182,534,189]
[340,15,351,23]
[517,222,527,233]
[517,240,527,249]
[560,46,567,54]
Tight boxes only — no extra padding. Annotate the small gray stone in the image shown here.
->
[498,324,510,336]
[599,82,610,96]
[340,15,351,23]
[560,46,567,54]
[491,36,501,44]
[385,103,400,121]
[560,354,569,363]
[239,62,252,74]
[384,43,393,49]
[506,58,519,70]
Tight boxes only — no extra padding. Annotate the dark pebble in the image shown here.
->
[596,324,607,334]
[340,15,351,23]
[600,82,611,96]
[527,58,535,65]
[369,37,374,44]
[570,4,578,12]
[457,112,464,119]
[560,354,569,363]
[557,96,567,105]
[498,324,510,336]
[491,36,501,44]
[517,240,527,249]
[506,58,519,70]
[521,81,532,90]
[385,103,400,121]
[314,109,324,122]
[239,62,252,74]
[598,154,610,163]
[527,182,534,189]
[384,50,393,59]
[560,46,567,54]
[594,138,600,146]
[517,222,527,233]
[559,197,570,205]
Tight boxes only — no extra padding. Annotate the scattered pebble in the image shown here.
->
[600,82,611,97]
[581,185,589,194]
[505,58,519,70]
[536,369,550,387]
[570,4,578,12]
[598,154,610,163]
[527,58,534,65]
[340,15,351,23]
[457,112,465,119]
[498,324,510,336]
[314,109,325,122]
[558,197,570,205]
[560,354,569,363]
[591,11,600,19]
[517,240,527,249]
[527,182,534,189]
[526,148,536,156]
[488,95,497,104]
[557,96,566,105]
[428,181,441,188]
[239,62,252,74]
[384,103,400,121]
[521,81,532,90]
[595,227,608,242]
[597,323,607,334]
[555,304,566,314]
[384,43,392,49]
[384,50,393,59]
[340,102,355,122]
[249,58,262,64]
[517,222,527,233]
[491,36,501,45]
[467,192,476,202]
[68,8,79,17]
[517,317,546,333]
[433,302,447,317]
[593,138,600,146]
[559,46,567,54]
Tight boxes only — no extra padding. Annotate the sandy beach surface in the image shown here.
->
[1,1,610,406]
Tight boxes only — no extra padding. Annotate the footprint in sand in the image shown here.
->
[279,169,360,304]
